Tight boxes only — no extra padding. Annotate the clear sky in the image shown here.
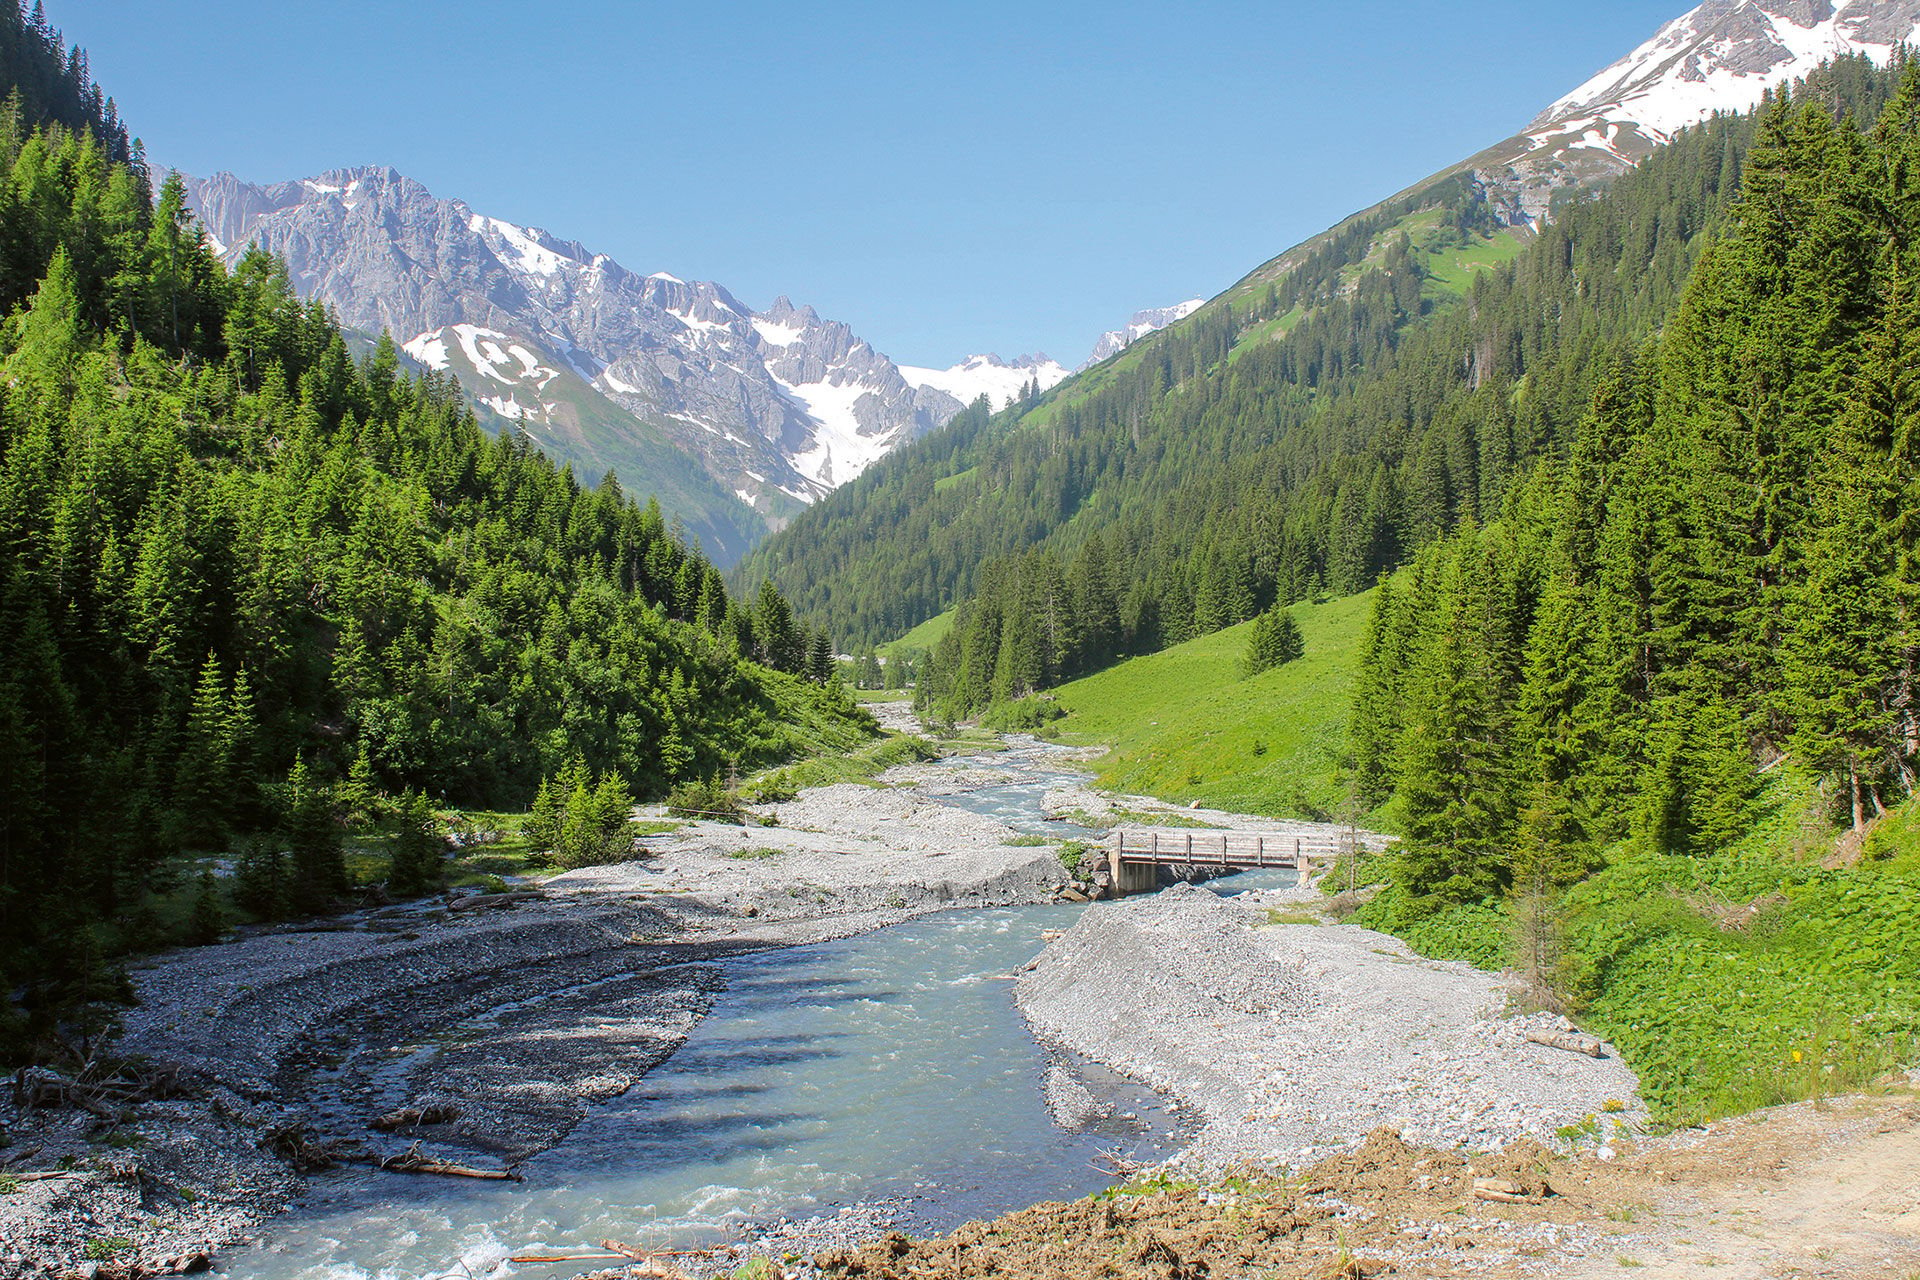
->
[54,0,1688,368]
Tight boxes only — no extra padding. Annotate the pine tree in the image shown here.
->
[186,868,225,944]
[1242,605,1304,676]
[282,757,344,915]
[386,790,443,897]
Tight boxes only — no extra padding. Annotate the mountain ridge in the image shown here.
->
[182,167,963,511]
[738,0,1915,648]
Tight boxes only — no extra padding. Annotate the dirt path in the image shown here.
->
[812,1087,1920,1279]
[1566,1090,1920,1279]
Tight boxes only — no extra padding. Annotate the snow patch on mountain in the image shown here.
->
[1533,1,1920,148]
[898,353,1070,411]
[778,376,894,488]
[1080,299,1207,369]
[401,330,450,371]
[752,318,805,347]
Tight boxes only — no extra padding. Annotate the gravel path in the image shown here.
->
[1018,881,1646,1171]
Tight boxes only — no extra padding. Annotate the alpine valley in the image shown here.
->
[11,1,1920,1278]
[743,0,1920,648]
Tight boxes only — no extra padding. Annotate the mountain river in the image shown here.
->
[227,744,1289,1280]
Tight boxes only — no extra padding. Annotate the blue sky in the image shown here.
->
[56,1,1688,368]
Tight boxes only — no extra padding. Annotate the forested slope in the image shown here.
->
[1348,76,1920,1124]
[0,5,865,1042]
[743,59,1896,711]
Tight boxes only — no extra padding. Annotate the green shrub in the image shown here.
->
[665,778,744,824]
[1567,858,1920,1126]
[980,696,1067,731]
[1350,881,1510,970]
[740,734,938,800]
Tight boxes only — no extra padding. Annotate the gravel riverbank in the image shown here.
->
[1017,881,1646,1171]
[0,726,1073,1278]
[0,706,1650,1279]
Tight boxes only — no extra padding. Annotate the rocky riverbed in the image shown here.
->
[0,706,1652,1279]
[1017,882,1645,1172]
[0,726,1083,1277]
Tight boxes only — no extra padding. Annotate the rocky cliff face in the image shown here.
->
[183,167,994,513]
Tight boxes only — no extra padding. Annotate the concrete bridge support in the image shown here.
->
[1107,843,1161,897]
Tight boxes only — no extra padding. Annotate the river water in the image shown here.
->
[228,743,1283,1280]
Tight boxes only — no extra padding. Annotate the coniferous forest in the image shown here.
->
[0,5,864,1042]
[1344,73,1920,1118]
[759,58,1901,724]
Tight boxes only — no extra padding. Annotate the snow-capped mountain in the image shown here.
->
[898,352,1070,411]
[1079,300,1207,370]
[181,167,1000,520]
[1468,0,1920,225]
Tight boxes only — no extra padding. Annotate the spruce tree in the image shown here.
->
[283,757,344,915]
[387,791,443,897]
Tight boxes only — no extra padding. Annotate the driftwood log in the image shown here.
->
[376,1143,520,1180]
[1473,1176,1552,1203]
[371,1103,461,1131]
[1524,1029,1605,1058]
[448,891,543,912]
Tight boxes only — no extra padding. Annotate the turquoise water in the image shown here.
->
[228,905,1178,1280]
[225,748,1199,1279]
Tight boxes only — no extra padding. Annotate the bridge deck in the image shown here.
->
[1110,827,1350,870]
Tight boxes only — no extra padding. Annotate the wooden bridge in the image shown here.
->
[1104,826,1374,896]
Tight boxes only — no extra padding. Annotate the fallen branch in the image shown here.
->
[1089,1146,1144,1177]
[377,1144,520,1181]
[1524,1029,1604,1058]
[2,1170,76,1182]
[600,1239,715,1260]
[508,1253,628,1265]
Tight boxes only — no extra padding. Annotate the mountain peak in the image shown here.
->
[1541,1,1919,144]
[1079,298,1207,370]
[179,166,1005,523]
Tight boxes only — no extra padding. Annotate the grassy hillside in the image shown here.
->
[881,608,955,658]
[1051,592,1375,822]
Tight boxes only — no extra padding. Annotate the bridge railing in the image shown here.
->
[1111,828,1351,868]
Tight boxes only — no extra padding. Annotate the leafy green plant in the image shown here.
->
[725,847,782,861]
